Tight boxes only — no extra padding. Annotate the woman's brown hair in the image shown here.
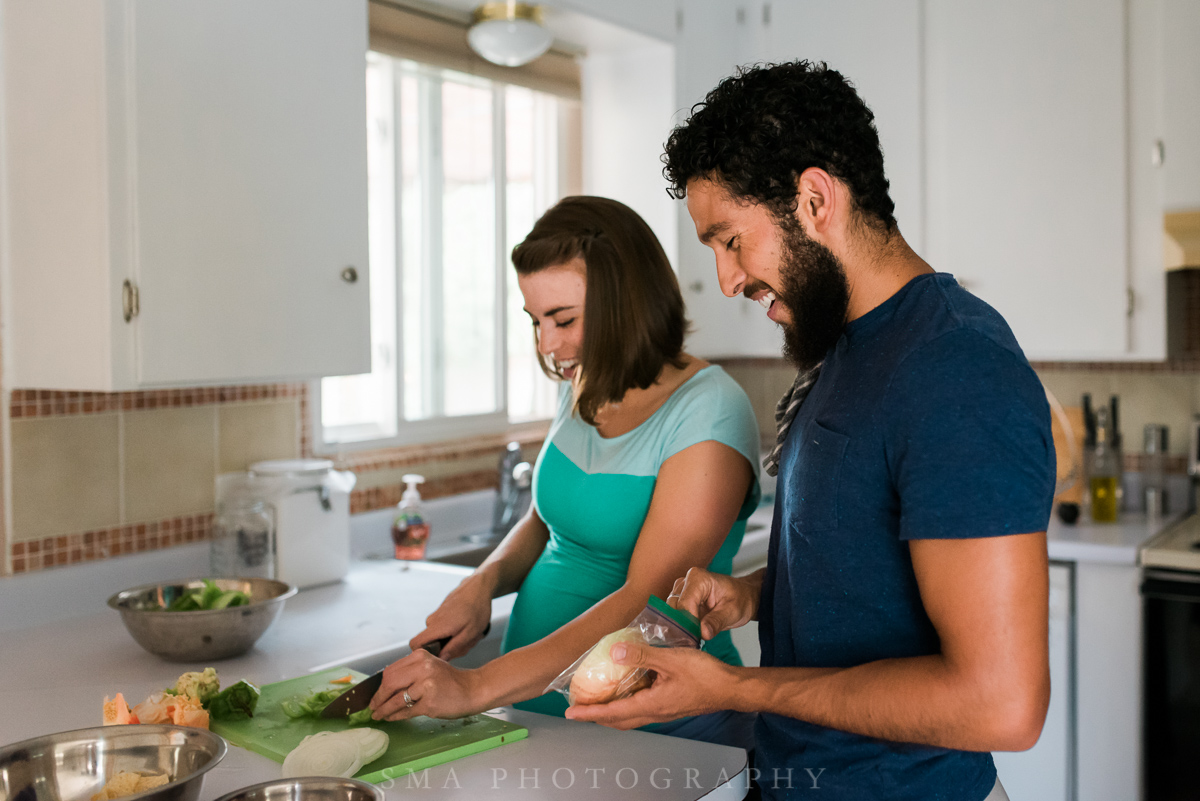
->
[511,196,688,426]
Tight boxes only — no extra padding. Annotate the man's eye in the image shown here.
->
[725,236,737,250]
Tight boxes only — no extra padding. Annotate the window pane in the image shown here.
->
[506,85,562,422]
[321,52,398,440]
[440,78,498,417]
[399,68,429,421]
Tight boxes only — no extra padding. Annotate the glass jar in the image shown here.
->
[211,498,275,578]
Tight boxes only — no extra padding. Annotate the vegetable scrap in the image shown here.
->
[102,668,260,730]
[91,771,169,801]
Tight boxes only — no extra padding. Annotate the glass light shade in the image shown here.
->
[468,18,553,67]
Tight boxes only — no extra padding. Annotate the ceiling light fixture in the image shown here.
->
[468,2,553,67]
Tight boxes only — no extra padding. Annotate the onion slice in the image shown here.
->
[342,728,389,765]
[280,729,390,778]
[281,733,363,778]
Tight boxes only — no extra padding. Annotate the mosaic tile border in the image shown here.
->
[350,470,500,515]
[10,514,213,574]
[330,424,549,474]
[9,384,306,419]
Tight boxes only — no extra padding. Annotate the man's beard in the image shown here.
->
[775,216,851,370]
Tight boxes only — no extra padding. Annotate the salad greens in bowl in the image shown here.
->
[107,578,296,662]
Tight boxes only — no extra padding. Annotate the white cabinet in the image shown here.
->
[925,0,1164,361]
[993,562,1073,801]
[673,1,777,357]
[1163,0,1200,211]
[3,0,371,390]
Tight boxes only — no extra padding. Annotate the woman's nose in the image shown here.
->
[537,325,557,356]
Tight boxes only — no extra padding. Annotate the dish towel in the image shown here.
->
[762,363,822,477]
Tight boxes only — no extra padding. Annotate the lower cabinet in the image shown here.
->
[993,560,1142,801]
[993,562,1074,800]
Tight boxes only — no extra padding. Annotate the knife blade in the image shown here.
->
[319,628,485,719]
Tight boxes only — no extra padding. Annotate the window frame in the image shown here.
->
[315,54,574,453]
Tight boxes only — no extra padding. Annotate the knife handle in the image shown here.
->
[419,623,490,658]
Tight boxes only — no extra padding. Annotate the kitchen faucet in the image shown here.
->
[491,442,532,541]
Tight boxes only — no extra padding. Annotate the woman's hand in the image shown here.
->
[669,566,763,640]
[409,573,494,661]
[369,650,487,721]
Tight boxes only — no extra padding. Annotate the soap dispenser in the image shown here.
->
[392,474,431,560]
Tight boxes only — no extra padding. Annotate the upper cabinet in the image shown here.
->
[3,0,372,391]
[925,0,1163,361]
[1163,0,1200,211]
[675,0,1166,362]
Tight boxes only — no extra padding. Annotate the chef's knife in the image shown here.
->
[320,627,487,718]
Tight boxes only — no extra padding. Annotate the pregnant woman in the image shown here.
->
[369,195,761,748]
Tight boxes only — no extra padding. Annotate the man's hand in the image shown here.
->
[564,639,743,729]
[669,567,764,640]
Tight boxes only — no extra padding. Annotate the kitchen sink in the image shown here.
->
[425,543,497,568]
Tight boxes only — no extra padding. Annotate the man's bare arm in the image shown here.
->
[723,531,1050,751]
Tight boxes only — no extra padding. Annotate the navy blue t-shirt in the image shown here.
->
[756,273,1055,800]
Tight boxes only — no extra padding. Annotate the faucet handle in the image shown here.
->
[512,462,533,489]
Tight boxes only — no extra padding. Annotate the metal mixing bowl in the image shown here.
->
[211,778,383,801]
[107,577,297,662]
[0,724,226,801]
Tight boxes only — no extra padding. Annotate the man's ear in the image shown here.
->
[794,167,838,235]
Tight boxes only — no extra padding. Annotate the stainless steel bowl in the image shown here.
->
[210,778,383,801]
[0,724,226,801]
[107,577,297,662]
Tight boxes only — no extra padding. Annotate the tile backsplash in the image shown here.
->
[9,354,1200,577]
[3,381,547,577]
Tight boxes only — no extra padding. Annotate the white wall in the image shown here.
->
[580,42,678,267]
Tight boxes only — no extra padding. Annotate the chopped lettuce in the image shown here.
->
[281,689,345,719]
[347,708,374,726]
[206,680,260,720]
[164,580,250,611]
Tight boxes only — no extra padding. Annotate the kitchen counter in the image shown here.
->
[736,501,1179,569]
[1046,511,1183,565]
[0,559,748,800]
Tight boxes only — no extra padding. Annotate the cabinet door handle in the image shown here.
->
[122,280,140,323]
[341,266,359,284]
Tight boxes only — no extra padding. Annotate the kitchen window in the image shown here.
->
[319,51,580,448]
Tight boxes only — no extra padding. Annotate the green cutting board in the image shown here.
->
[211,668,528,783]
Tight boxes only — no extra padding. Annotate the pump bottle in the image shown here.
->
[392,474,431,560]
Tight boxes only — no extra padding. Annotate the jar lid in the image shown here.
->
[646,594,702,641]
[249,458,333,477]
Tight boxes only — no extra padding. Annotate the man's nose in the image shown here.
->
[714,252,747,298]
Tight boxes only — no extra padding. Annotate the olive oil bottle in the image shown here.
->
[1090,407,1120,523]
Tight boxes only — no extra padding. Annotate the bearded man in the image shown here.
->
[566,61,1056,801]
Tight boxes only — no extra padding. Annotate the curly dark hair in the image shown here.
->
[663,61,896,231]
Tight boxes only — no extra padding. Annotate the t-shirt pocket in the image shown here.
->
[792,419,849,533]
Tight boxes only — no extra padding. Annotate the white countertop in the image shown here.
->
[738,500,1176,569]
[0,560,748,801]
[1046,512,1183,566]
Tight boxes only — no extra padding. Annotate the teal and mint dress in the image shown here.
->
[500,365,761,747]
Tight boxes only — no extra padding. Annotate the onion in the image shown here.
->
[281,729,390,778]
[342,728,389,765]
[282,733,362,778]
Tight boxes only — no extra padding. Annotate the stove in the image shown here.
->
[1140,513,1200,799]
[1140,513,1200,570]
